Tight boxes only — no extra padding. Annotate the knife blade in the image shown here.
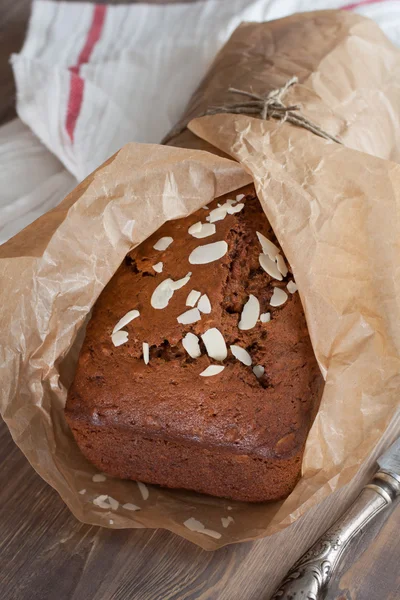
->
[271,436,400,600]
[377,436,400,475]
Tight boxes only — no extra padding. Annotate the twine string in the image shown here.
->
[163,76,341,145]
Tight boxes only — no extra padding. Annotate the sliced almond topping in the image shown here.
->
[170,272,192,290]
[256,232,280,259]
[276,254,288,277]
[206,206,228,223]
[236,193,245,201]
[92,474,106,483]
[151,275,192,309]
[93,495,119,510]
[108,496,119,511]
[152,262,163,273]
[186,289,201,307]
[151,278,174,309]
[202,205,209,210]
[189,241,228,265]
[122,503,141,511]
[79,489,86,495]
[198,294,211,314]
[143,342,149,364]
[182,332,201,358]
[191,223,216,239]
[221,516,234,528]
[137,481,149,500]
[260,312,271,323]
[93,495,110,509]
[253,365,265,378]
[287,280,298,294]
[111,331,129,347]
[177,308,201,324]
[113,309,140,334]
[238,294,260,330]
[230,345,252,366]
[153,236,173,251]
[201,328,227,361]
[259,253,282,281]
[226,203,244,215]
[270,287,288,307]
[188,222,202,235]
[199,365,225,377]
[183,517,222,539]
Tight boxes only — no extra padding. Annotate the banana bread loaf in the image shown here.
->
[65,184,323,502]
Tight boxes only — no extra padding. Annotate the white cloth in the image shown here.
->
[1,0,400,244]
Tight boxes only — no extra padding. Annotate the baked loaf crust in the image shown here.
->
[65,185,323,502]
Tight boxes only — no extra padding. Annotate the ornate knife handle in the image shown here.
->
[271,471,400,600]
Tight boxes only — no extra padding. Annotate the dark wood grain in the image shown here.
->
[0,1,399,599]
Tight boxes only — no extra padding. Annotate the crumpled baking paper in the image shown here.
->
[1,11,400,549]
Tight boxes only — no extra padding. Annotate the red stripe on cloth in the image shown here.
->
[65,5,107,143]
[341,0,388,10]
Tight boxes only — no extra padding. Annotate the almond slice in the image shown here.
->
[276,254,288,277]
[107,497,119,511]
[151,278,174,309]
[177,308,201,324]
[230,345,252,366]
[92,474,106,483]
[256,232,280,259]
[112,309,140,334]
[259,253,282,281]
[152,262,163,273]
[198,294,211,314]
[260,312,271,323]
[143,342,149,364]
[236,194,245,202]
[191,223,216,239]
[199,365,225,377]
[183,517,222,539]
[253,365,265,378]
[111,331,129,347]
[287,280,298,294]
[137,481,149,500]
[153,236,173,251]
[206,206,228,223]
[122,503,141,511]
[226,203,244,215]
[186,289,201,307]
[201,328,227,360]
[221,516,234,528]
[93,495,110,509]
[238,294,260,330]
[93,495,119,510]
[189,241,228,265]
[182,332,201,358]
[270,287,288,307]
[188,222,202,235]
[170,272,192,290]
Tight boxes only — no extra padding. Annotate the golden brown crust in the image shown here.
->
[65,185,323,501]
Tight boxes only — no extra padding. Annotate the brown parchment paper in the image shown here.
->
[1,10,400,550]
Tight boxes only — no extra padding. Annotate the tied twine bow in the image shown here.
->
[164,76,341,145]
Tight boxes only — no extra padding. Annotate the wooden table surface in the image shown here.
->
[1,2,399,599]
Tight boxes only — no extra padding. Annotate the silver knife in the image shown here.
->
[271,436,400,600]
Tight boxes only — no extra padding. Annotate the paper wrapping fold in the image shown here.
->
[1,11,400,550]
